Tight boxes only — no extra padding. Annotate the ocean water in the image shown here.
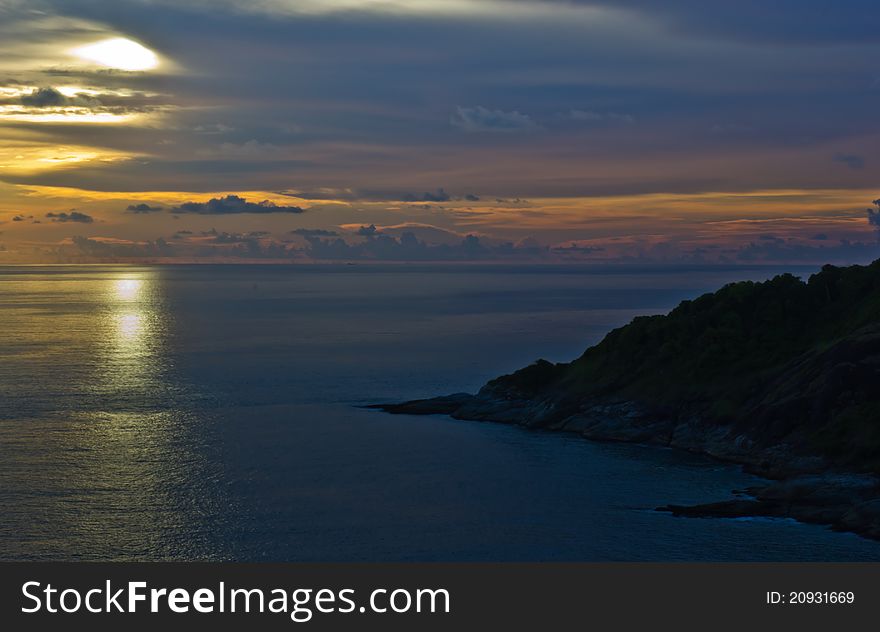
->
[1,263,879,562]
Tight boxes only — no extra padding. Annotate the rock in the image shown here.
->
[373,259,880,540]
[838,499,880,539]
[369,393,474,415]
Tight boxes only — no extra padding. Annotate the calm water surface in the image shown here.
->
[1,264,879,561]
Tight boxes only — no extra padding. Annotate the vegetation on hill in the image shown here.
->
[484,259,880,472]
[380,258,880,537]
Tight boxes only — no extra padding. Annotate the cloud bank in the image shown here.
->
[46,211,94,223]
[174,195,304,215]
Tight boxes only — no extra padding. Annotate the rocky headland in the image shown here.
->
[374,260,880,540]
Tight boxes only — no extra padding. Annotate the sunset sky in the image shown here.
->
[0,0,878,263]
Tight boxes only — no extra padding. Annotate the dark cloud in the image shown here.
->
[173,195,304,215]
[19,86,99,108]
[733,238,880,264]
[20,87,67,107]
[540,0,880,44]
[403,188,451,203]
[833,154,865,170]
[356,224,379,237]
[67,234,293,260]
[211,231,270,244]
[284,188,473,204]
[46,211,94,223]
[303,231,548,262]
[1,0,878,226]
[71,236,173,258]
[126,203,163,213]
[451,106,538,133]
[868,200,880,238]
[290,228,338,237]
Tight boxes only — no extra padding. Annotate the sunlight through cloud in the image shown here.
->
[72,38,159,72]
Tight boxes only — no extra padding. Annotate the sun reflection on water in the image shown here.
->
[0,267,226,560]
[111,278,148,354]
[115,278,143,302]
[88,272,220,557]
[101,274,161,388]
[116,312,144,343]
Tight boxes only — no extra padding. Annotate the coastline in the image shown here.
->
[372,262,880,541]
[372,388,880,541]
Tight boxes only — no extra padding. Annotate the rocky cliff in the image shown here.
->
[376,260,880,539]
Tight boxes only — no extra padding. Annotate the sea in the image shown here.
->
[2,263,879,561]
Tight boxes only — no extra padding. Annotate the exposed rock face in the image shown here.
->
[660,474,880,540]
[374,260,880,540]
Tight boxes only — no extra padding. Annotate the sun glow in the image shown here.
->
[116,312,144,341]
[72,38,159,71]
[0,144,131,173]
[0,105,139,124]
[115,279,144,302]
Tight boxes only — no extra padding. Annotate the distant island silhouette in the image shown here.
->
[376,259,880,539]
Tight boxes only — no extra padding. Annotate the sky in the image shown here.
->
[0,0,878,264]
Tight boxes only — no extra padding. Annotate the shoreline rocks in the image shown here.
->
[372,260,880,541]
[371,394,880,541]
